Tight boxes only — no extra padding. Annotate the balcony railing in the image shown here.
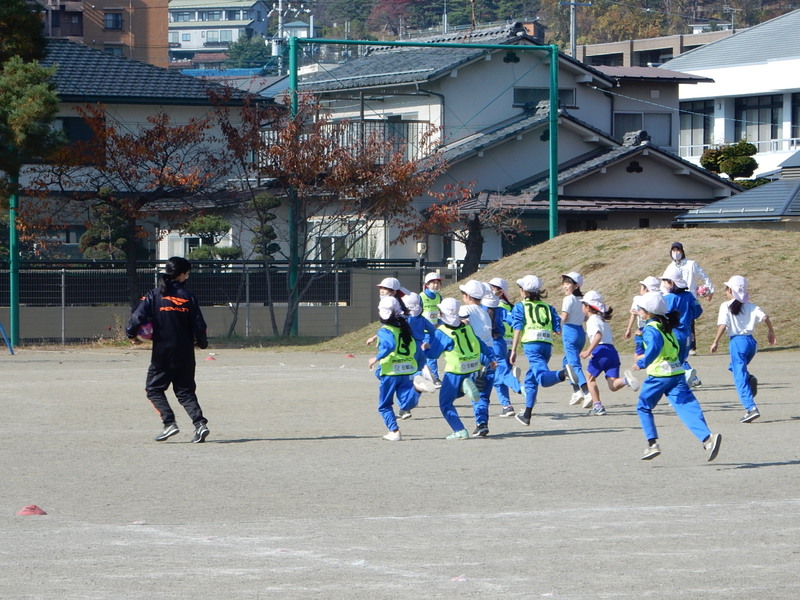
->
[680,136,800,158]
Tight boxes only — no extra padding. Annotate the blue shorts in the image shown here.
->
[586,344,621,379]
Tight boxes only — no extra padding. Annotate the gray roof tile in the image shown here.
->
[675,179,800,223]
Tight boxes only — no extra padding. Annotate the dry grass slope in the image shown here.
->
[321,228,795,355]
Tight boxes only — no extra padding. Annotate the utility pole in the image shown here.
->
[560,1,592,58]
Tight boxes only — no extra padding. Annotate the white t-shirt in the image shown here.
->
[561,294,585,326]
[459,303,493,344]
[586,313,614,345]
[717,300,767,336]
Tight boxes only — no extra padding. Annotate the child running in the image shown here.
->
[401,292,438,397]
[625,276,661,360]
[508,275,579,426]
[661,264,702,387]
[420,272,444,386]
[709,276,776,423]
[630,291,722,462]
[483,285,521,418]
[560,272,592,408]
[578,290,640,415]
[367,296,420,441]
[425,297,496,439]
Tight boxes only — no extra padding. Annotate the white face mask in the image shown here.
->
[671,251,682,261]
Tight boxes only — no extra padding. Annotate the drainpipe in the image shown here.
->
[417,86,445,145]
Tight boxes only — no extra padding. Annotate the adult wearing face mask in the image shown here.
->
[669,242,714,356]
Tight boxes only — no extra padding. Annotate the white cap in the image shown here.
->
[403,292,423,317]
[424,272,442,285]
[724,275,749,303]
[481,289,500,308]
[516,275,542,293]
[437,297,462,327]
[580,290,606,313]
[377,277,401,291]
[661,264,687,289]
[637,291,667,316]
[459,279,488,300]
[562,271,584,287]
[488,277,508,296]
[639,276,660,292]
[378,296,402,320]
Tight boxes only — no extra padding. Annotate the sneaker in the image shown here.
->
[445,429,469,440]
[704,433,722,461]
[624,369,640,392]
[155,423,179,442]
[590,404,607,416]
[191,423,210,444]
[690,376,703,389]
[398,409,413,420]
[413,375,436,394]
[641,443,661,460]
[581,394,594,409]
[515,412,531,426]
[740,408,760,423]
[684,368,696,385]
[749,375,758,398]
[383,430,402,441]
[512,366,522,381]
[462,377,480,402]
[688,349,697,356]
[498,405,515,418]
[569,390,584,405]
[472,423,489,437]
[433,378,442,388]
[563,364,579,386]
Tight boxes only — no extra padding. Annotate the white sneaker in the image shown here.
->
[413,375,436,394]
[704,433,722,461]
[581,393,593,409]
[684,368,696,385]
[383,430,402,441]
[512,366,522,381]
[641,443,661,460]
[569,390,584,405]
[624,369,640,392]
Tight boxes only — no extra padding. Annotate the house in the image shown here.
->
[32,0,169,68]
[18,39,267,259]
[674,150,800,229]
[297,24,740,264]
[662,8,800,176]
[168,0,270,65]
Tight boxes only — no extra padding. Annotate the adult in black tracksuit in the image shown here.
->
[126,257,210,443]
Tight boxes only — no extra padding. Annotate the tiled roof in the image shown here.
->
[596,65,713,83]
[675,179,800,223]
[663,9,800,71]
[460,193,709,214]
[42,39,250,105]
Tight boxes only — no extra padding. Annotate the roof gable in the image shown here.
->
[43,39,248,105]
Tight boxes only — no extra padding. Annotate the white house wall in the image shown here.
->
[608,81,681,151]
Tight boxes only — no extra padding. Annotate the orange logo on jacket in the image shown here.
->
[160,296,190,312]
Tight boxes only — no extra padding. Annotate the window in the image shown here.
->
[200,10,222,21]
[226,10,240,20]
[54,117,94,144]
[174,11,192,22]
[679,100,714,155]
[206,30,219,43]
[104,12,122,30]
[514,87,575,108]
[318,236,346,261]
[168,32,179,44]
[614,112,672,146]
[51,11,60,27]
[181,33,191,42]
[220,30,233,42]
[104,46,124,57]
[791,93,800,140]
[735,94,782,145]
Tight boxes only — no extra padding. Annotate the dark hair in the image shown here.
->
[730,299,743,316]
[561,275,584,297]
[158,256,192,294]
[585,304,614,321]
[523,289,547,301]
[381,314,413,346]
[650,310,680,334]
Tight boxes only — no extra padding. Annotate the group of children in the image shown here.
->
[367,255,776,462]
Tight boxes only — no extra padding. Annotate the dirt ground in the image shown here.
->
[1,345,798,599]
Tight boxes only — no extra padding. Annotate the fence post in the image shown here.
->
[245,264,251,338]
[61,268,66,345]
[334,262,340,338]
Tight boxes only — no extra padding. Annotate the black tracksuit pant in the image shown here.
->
[146,362,206,427]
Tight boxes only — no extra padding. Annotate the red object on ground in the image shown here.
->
[17,505,47,516]
[204,355,216,361]
[345,354,356,358]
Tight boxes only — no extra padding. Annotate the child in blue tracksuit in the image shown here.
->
[402,292,438,395]
[508,275,577,426]
[424,297,496,439]
[488,277,522,417]
[367,296,419,441]
[630,292,721,462]
[483,289,521,418]
[560,271,591,408]
[710,276,776,424]
[420,272,443,385]
[661,264,702,387]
